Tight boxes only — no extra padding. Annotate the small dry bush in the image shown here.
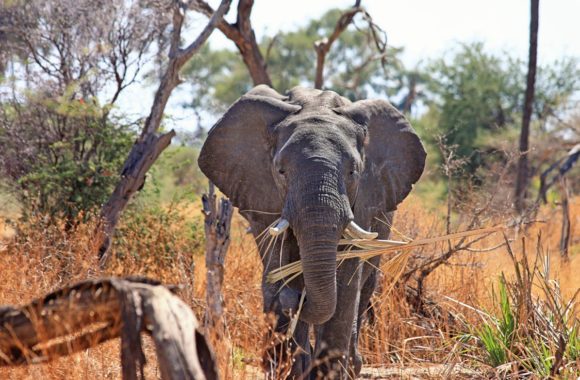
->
[0,201,205,379]
[0,193,578,379]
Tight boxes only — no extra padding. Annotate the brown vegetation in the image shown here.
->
[0,193,577,378]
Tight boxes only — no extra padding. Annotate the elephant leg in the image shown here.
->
[243,215,298,315]
[263,286,312,379]
[311,258,362,379]
[290,321,312,377]
[263,317,311,379]
[348,214,393,376]
[349,256,380,378]
[244,215,311,378]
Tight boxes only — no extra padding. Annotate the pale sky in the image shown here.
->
[119,0,580,132]
[241,0,580,65]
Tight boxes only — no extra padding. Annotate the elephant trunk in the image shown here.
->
[287,167,352,325]
[295,229,340,324]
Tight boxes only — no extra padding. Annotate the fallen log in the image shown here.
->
[0,277,217,380]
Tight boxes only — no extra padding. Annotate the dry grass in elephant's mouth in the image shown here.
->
[266,223,504,285]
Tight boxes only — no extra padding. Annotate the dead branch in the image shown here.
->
[313,0,387,89]
[314,1,362,89]
[558,177,571,259]
[400,137,516,309]
[97,0,232,265]
[0,277,218,380]
[465,240,511,253]
[537,143,580,203]
[202,183,233,333]
[202,183,233,376]
[192,0,271,86]
[342,52,389,91]
[264,33,280,65]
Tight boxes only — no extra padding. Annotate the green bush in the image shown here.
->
[1,93,134,223]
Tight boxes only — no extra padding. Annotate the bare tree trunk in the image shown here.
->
[515,0,539,214]
[193,0,272,86]
[314,1,362,89]
[202,183,233,378]
[202,183,233,332]
[559,177,570,260]
[0,277,218,380]
[97,0,232,265]
[400,75,417,114]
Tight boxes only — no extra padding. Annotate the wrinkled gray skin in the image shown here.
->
[199,85,426,379]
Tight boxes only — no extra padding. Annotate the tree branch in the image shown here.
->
[538,143,580,203]
[236,0,254,36]
[314,4,362,89]
[312,0,390,90]
[191,0,271,85]
[97,0,232,265]
[191,0,242,43]
[178,0,231,65]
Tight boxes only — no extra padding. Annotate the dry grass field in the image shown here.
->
[0,194,578,379]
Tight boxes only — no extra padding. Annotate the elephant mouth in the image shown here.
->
[267,215,376,325]
[269,218,376,239]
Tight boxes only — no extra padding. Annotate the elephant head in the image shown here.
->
[198,85,426,325]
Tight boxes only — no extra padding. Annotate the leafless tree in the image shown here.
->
[191,0,271,86]
[313,0,387,89]
[515,0,540,213]
[1,0,171,107]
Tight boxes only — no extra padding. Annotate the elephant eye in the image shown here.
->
[278,169,286,175]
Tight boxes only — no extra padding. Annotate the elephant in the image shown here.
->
[198,85,426,379]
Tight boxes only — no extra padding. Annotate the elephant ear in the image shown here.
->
[336,99,426,217]
[198,89,301,214]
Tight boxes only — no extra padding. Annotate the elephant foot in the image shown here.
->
[262,331,312,379]
[309,348,350,380]
[349,351,363,378]
[262,301,311,380]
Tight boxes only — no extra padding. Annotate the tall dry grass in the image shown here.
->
[0,194,578,379]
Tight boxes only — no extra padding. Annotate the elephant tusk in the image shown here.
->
[269,218,289,236]
[345,221,378,240]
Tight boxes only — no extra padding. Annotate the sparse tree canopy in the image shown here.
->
[0,0,173,221]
